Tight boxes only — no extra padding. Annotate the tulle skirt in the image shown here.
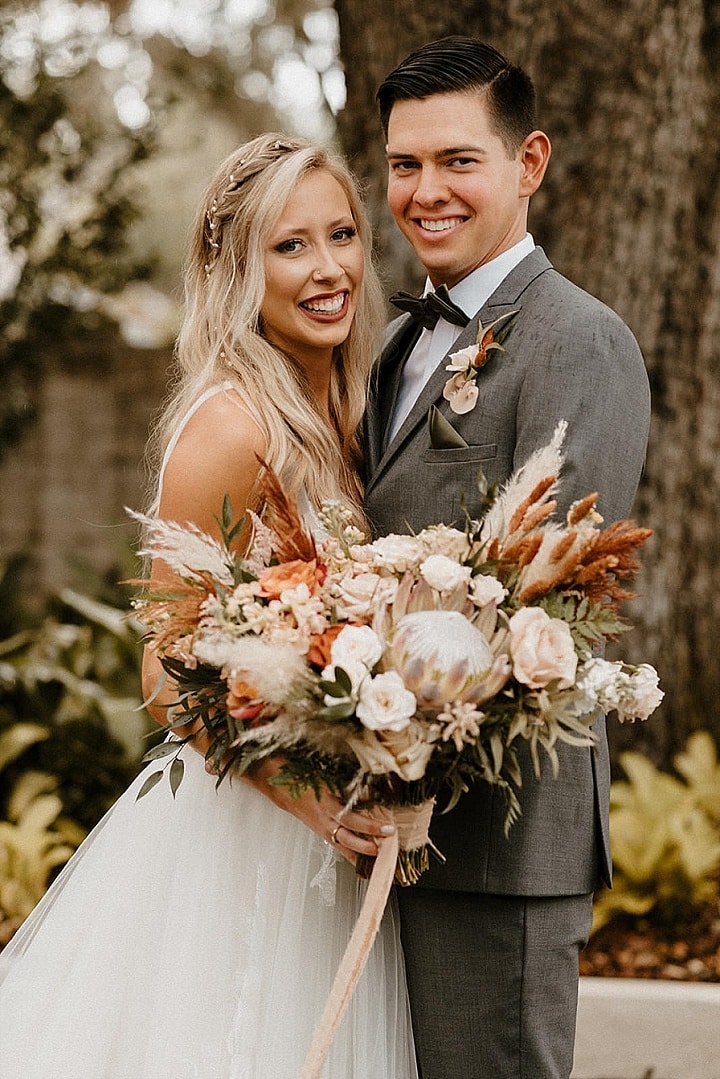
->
[0,745,417,1079]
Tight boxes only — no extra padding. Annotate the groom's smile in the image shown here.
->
[416,215,467,233]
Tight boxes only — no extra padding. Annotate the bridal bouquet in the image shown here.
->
[131,421,662,885]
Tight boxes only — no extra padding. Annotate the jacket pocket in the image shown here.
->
[421,443,497,464]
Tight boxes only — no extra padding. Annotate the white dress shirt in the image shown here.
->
[386,234,536,445]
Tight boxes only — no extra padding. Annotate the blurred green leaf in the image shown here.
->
[592,733,720,934]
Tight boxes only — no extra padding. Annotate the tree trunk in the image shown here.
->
[335,0,720,769]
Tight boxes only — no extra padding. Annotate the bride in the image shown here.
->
[0,134,418,1079]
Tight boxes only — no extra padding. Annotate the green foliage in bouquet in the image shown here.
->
[592,731,720,933]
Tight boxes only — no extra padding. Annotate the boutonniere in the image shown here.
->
[443,310,518,415]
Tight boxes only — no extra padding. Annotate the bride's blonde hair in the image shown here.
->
[145,133,384,526]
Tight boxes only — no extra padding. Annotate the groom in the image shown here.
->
[363,38,651,1079]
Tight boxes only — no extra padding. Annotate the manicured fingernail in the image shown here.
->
[380,824,395,835]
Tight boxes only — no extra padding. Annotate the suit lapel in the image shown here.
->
[365,315,421,478]
[365,248,552,497]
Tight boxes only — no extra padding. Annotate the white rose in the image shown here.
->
[572,658,619,714]
[470,574,507,607]
[356,670,417,732]
[509,607,577,689]
[577,658,624,705]
[330,624,383,672]
[618,664,664,723]
[364,533,424,573]
[333,572,398,619]
[419,554,472,593]
[420,525,469,561]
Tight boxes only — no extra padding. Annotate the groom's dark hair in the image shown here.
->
[377,37,537,152]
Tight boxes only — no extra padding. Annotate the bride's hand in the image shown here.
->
[243,757,395,866]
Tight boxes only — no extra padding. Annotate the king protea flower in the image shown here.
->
[389,610,511,707]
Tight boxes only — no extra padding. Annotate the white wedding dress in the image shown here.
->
[0,386,417,1079]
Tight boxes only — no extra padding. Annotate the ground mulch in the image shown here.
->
[579,901,720,982]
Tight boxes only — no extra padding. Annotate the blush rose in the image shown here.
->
[509,606,577,689]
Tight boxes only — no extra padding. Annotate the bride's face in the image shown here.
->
[261,169,364,370]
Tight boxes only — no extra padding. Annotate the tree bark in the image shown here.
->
[336,0,720,768]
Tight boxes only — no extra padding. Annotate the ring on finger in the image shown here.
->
[331,824,341,844]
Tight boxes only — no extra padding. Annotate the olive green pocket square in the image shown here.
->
[428,404,469,449]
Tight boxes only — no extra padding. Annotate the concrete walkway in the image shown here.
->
[572,977,720,1079]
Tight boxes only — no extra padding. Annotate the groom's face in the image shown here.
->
[385,92,530,289]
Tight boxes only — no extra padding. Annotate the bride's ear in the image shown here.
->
[519,131,551,197]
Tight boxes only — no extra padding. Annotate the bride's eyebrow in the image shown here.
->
[272,215,354,237]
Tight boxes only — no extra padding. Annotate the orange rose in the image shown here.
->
[257,559,320,600]
[306,623,347,668]
[227,677,264,723]
[227,676,258,701]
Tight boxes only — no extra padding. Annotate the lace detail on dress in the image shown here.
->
[310,835,339,907]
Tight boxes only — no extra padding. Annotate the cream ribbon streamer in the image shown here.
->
[299,800,434,1079]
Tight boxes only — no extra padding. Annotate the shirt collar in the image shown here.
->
[423,233,536,315]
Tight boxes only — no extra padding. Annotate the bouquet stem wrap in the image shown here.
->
[299,800,434,1079]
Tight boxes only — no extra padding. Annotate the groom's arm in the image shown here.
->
[512,286,650,524]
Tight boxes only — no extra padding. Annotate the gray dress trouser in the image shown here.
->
[397,887,594,1079]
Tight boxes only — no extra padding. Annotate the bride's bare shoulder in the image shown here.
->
[172,387,265,459]
[159,386,268,531]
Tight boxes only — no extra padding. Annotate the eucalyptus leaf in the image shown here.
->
[136,770,163,800]
[227,515,246,544]
[490,731,504,776]
[222,492,233,531]
[142,741,180,763]
[169,757,185,797]
[139,670,167,709]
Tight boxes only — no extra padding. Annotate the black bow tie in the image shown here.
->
[389,285,470,330]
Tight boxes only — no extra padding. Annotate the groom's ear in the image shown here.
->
[519,131,551,197]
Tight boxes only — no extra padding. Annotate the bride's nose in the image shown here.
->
[312,244,344,282]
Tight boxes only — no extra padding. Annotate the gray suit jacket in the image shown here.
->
[364,248,651,895]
